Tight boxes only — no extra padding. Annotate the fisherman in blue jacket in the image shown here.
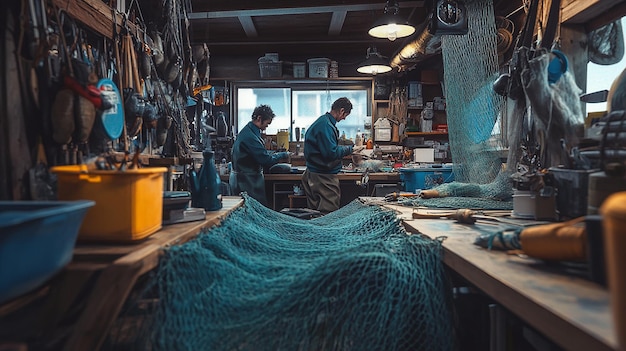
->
[230,105,289,207]
[302,97,364,213]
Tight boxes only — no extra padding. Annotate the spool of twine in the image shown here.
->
[600,191,626,350]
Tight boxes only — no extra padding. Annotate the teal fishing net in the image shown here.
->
[399,172,514,209]
[441,0,505,186]
[127,194,456,350]
[401,0,513,211]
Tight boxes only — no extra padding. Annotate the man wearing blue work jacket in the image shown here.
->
[302,97,364,213]
[230,105,289,207]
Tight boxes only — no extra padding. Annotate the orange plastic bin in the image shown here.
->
[51,165,167,242]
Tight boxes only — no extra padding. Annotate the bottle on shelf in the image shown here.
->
[190,149,223,211]
[219,158,228,176]
[355,129,363,146]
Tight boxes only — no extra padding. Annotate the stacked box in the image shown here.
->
[308,58,331,78]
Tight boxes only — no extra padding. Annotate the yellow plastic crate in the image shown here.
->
[51,165,167,242]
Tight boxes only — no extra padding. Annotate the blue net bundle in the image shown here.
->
[399,172,514,210]
[132,194,456,351]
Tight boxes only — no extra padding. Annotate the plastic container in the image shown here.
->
[277,129,289,150]
[293,62,306,78]
[549,167,598,219]
[512,189,557,220]
[307,58,331,78]
[399,166,454,193]
[259,61,283,78]
[374,117,392,142]
[51,165,167,242]
[0,200,94,304]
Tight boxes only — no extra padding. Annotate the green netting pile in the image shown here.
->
[398,0,514,211]
[133,194,456,351]
[399,172,514,209]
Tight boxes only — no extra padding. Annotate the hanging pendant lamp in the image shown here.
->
[368,0,416,41]
[357,47,392,75]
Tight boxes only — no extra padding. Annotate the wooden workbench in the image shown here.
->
[381,202,617,351]
[264,171,401,182]
[265,171,401,209]
[0,197,243,351]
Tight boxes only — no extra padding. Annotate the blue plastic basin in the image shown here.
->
[0,200,95,304]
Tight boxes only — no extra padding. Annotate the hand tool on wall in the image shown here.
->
[111,9,128,152]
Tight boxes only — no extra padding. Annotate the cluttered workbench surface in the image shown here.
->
[368,199,617,351]
[0,196,244,351]
[72,196,243,259]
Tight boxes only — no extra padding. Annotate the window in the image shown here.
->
[586,16,626,113]
[234,80,372,141]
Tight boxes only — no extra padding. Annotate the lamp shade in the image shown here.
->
[368,14,416,41]
[368,0,416,41]
[357,47,392,75]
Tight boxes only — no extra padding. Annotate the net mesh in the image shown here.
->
[126,194,456,351]
[404,0,513,210]
[441,0,505,185]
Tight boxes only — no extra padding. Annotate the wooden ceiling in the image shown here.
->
[185,0,626,61]
[187,0,431,60]
[134,0,626,73]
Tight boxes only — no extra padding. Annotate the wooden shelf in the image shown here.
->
[405,131,448,136]
[407,106,447,110]
[419,81,441,86]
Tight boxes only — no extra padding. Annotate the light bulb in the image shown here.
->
[387,23,398,41]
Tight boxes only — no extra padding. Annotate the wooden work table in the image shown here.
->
[0,197,244,351]
[263,171,401,209]
[380,202,617,351]
[263,171,400,182]
[4,197,614,351]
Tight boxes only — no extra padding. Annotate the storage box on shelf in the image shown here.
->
[258,53,283,78]
[307,58,331,78]
[259,61,283,78]
[51,165,168,242]
[293,62,306,78]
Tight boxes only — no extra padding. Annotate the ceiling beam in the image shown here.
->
[188,2,425,19]
[205,39,390,46]
[328,10,347,36]
[238,16,258,37]
[561,0,626,25]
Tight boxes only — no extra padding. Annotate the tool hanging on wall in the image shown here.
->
[120,16,146,138]
[111,9,129,153]
[49,8,101,165]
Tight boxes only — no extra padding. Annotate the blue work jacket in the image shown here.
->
[304,113,353,174]
[229,121,287,206]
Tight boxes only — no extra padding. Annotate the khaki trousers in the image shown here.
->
[301,169,341,213]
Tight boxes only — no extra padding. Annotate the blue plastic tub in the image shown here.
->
[399,166,455,193]
[0,200,94,304]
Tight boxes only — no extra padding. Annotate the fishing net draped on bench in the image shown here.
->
[133,194,456,351]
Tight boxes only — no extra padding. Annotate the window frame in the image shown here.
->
[231,78,374,139]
